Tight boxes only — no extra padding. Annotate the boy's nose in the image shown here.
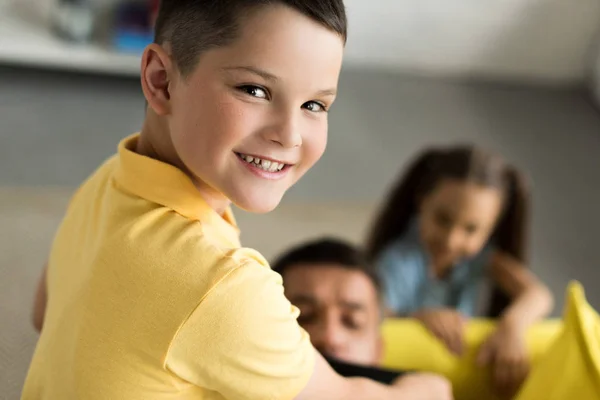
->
[263,113,302,148]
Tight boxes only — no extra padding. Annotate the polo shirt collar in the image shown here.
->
[114,134,240,243]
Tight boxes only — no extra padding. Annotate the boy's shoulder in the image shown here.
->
[90,189,270,290]
[58,134,272,290]
[62,165,275,322]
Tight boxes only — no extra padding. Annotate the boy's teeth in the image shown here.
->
[240,154,285,172]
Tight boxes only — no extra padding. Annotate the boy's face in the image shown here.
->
[164,5,344,213]
[282,264,383,366]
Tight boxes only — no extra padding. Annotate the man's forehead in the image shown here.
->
[282,263,379,302]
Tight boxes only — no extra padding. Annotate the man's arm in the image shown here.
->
[32,263,48,333]
[295,349,452,400]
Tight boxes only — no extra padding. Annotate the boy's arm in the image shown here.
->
[295,350,389,400]
[295,350,453,400]
[166,259,453,400]
[32,262,48,333]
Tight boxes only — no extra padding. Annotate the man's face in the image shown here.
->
[282,264,383,366]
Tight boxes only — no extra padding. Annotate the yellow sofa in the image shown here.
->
[381,282,600,400]
[380,313,561,399]
[515,282,600,400]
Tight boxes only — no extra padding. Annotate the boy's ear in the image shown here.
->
[141,43,174,116]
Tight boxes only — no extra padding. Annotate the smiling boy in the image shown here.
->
[24,1,451,399]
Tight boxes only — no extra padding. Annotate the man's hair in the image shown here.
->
[272,238,381,294]
[154,0,347,76]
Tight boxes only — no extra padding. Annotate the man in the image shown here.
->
[272,238,384,365]
[273,237,452,390]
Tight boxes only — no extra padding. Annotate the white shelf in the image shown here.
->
[0,8,141,77]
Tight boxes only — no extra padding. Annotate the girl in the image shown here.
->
[366,145,553,397]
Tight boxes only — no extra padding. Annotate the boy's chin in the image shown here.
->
[230,192,284,214]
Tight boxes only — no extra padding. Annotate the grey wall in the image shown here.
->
[15,0,600,84]
[2,65,600,314]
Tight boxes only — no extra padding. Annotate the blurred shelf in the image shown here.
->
[0,8,141,77]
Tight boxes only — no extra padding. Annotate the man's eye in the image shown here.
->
[237,85,268,99]
[343,316,363,330]
[303,101,327,113]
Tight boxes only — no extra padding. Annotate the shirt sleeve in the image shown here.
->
[166,259,315,400]
[376,244,420,316]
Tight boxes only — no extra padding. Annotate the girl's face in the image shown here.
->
[418,179,503,269]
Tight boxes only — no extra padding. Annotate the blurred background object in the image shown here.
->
[0,0,155,76]
[1,0,600,397]
[52,0,94,43]
[110,0,154,53]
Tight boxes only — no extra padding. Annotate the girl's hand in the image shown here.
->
[477,321,529,398]
[413,309,468,356]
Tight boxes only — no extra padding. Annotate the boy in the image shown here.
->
[24,1,451,399]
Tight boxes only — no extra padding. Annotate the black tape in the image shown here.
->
[325,356,407,385]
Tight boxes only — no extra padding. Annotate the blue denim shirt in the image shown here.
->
[375,220,493,317]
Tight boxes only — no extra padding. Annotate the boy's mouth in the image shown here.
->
[235,153,289,173]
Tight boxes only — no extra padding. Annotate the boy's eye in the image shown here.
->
[237,85,269,100]
[303,101,327,113]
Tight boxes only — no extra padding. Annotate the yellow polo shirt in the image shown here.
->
[22,134,314,400]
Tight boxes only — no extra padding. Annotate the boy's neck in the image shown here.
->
[136,117,178,170]
[136,113,232,216]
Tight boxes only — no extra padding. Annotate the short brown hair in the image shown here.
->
[272,237,381,295]
[154,0,347,76]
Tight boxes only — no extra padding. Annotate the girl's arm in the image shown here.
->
[32,263,48,333]
[476,251,553,397]
[490,251,554,331]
